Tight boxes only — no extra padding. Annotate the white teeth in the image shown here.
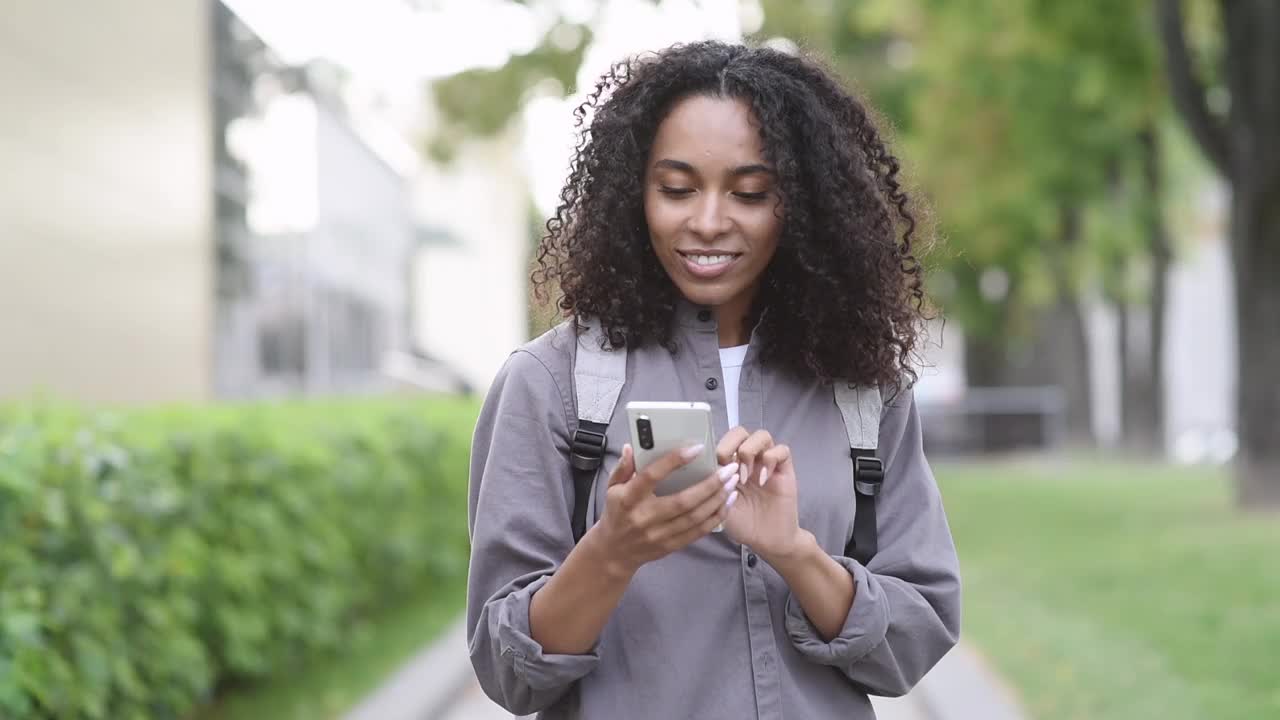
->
[690,254,735,266]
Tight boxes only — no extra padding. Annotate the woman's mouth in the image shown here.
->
[677,251,741,279]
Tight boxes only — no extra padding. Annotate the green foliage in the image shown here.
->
[428,22,592,163]
[195,575,467,720]
[754,0,921,129]
[904,0,1165,333]
[0,396,478,719]
[757,0,1170,338]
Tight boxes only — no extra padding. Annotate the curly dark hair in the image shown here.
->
[532,40,930,389]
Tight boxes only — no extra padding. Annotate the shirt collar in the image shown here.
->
[672,296,770,343]
[674,297,717,331]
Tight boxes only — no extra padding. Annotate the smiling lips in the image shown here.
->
[677,250,742,279]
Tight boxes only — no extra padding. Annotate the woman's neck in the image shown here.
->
[717,324,748,348]
[713,292,757,348]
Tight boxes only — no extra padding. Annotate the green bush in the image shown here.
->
[0,395,478,719]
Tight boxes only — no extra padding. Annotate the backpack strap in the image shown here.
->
[570,318,627,542]
[833,383,884,566]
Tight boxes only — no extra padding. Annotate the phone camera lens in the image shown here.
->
[637,417,654,450]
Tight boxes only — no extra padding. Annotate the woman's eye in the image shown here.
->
[658,186,694,196]
[734,191,768,202]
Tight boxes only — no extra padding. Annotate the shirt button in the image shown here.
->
[705,377,719,390]
[747,553,758,568]
[697,309,712,322]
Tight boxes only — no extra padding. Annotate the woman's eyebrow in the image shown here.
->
[651,159,774,177]
[729,163,773,177]
[652,158,696,173]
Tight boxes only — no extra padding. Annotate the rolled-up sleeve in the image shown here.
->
[467,349,599,714]
[784,389,962,697]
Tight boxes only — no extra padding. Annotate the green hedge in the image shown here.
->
[0,396,479,719]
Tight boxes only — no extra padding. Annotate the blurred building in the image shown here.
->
[409,126,532,395]
[0,1,464,405]
[216,56,420,399]
[0,1,215,405]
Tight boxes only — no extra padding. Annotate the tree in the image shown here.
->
[1118,124,1173,453]
[755,0,1169,446]
[1157,0,1280,507]
[423,0,666,157]
[426,19,592,162]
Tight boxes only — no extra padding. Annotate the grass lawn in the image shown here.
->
[193,573,468,720]
[937,457,1280,720]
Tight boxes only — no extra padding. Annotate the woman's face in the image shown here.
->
[644,94,783,319]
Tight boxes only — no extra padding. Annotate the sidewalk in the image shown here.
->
[345,617,1029,720]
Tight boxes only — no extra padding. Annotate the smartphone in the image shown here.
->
[625,401,717,496]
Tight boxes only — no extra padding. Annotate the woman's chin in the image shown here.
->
[676,284,735,308]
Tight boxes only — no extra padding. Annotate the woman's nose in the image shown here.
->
[688,193,732,238]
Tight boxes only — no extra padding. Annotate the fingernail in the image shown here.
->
[726,490,739,508]
[681,443,705,460]
[717,462,739,480]
[623,443,632,457]
[723,474,738,493]
[759,467,770,487]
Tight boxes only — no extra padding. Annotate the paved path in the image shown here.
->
[437,679,507,720]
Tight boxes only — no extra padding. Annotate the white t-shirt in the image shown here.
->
[718,344,750,429]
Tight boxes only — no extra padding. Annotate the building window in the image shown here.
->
[258,315,306,376]
[327,291,380,375]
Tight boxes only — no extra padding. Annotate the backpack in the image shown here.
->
[566,318,885,566]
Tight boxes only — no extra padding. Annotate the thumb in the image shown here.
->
[608,443,635,487]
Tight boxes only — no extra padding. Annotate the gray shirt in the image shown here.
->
[467,302,961,719]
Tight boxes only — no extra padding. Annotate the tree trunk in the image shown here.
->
[963,331,1010,388]
[1223,1,1280,507]
[1230,164,1280,507]
[1119,302,1161,452]
[1116,296,1135,446]
[1055,296,1095,448]
[1121,126,1171,455]
[1034,203,1095,443]
[1158,0,1280,507]
[1048,204,1095,447]
[1148,204,1171,454]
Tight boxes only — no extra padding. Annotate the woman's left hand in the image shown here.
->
[716,427,805,561]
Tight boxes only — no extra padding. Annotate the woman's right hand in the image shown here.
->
[591,443,740,576]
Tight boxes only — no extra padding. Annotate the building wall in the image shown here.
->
[412,130,530,394]
[0,0,214,405]
[309,99,414,389]
[1163,187,1236,460]
[217,85,419,397]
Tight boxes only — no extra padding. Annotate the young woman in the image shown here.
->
[467,40,960,719]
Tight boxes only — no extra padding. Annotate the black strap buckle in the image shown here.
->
[570,425,608,471]
[852,453,883,497]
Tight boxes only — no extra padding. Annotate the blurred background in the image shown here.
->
[0,1,1275,720]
